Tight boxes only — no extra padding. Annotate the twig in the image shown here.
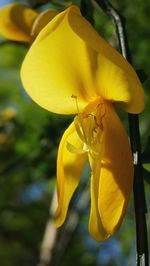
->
[53,188,90,265]
[37,187,90,266]
[92,0,149,265]
[37,189,58,266]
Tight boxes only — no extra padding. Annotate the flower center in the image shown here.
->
[67,96,106,159]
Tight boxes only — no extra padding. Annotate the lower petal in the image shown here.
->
[55,122,87,226]
[99,103,134,234]
[89,157,110,241]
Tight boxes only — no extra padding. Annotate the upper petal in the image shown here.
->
[20,6,100,114]
[98,103,134,234]
[55,121,87,227]
[21,5,144,114]
[95,54,139,111]
[68,7,145,114]
[0,3,38,42]
[31,9,58,40]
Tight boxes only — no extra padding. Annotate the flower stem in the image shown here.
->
[92,0,149,264]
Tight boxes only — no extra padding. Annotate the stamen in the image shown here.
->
[71,95,80,114]
[66,141,86,154]
[67,97,106,159]
[94,102,106,130]
[71,95,87,143]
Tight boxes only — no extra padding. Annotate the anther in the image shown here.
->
[71,94,80,115]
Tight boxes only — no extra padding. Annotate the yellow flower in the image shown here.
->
[0,3,58,43]
[21,6,144,241]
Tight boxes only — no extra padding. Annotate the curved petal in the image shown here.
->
[31,9,58,40]
[55,122,87,226]
[0,3,38,42]
[88,157,110,241]
[98,103,134,234]
[68,6,145,114]
[95,54,137,108]
[21,6,98,114]
[21,5,144,114]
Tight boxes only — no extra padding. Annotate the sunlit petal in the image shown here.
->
[89,157,110,241]
[0,3,38,42]
[68,6,145,113]
[98,103,134,234]
[55,122,87,226]
[31,9,58,40]
[94,54,145,114]
[21,6,99,114]
[21,5,144,114]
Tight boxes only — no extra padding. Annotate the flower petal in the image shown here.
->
[21,5,144,114]
[0,3,38,42]
[31,9,58,40]
[98,103,134,234]
[68,6,145,114]
[94,54,145,114]
[21,6,99,114]
[88,157,110,241]
[55,122,87,226]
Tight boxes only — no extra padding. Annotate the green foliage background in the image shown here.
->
[0,0,150,265]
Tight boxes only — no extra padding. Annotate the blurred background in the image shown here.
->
[0,0,150,265]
